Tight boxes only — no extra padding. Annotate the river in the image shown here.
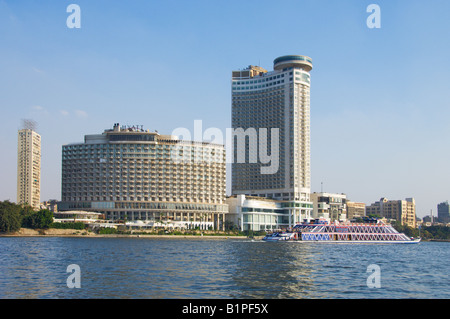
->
[0,237,448,299]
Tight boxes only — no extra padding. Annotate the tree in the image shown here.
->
[0,201,55,231]
[0,201,22,233]
[20,205,37,228]
[32,209,54,229]
[20,204,36,220]
[23,209,53,229]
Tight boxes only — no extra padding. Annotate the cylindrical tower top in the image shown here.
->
[273,55,313,72]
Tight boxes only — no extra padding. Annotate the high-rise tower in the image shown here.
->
[17,122,41,209]
[231,55,313,224]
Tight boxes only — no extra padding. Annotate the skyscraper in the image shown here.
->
[17,125,41,209]
[231,55,313,225]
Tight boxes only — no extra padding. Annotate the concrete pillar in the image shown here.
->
[289,209,293,228]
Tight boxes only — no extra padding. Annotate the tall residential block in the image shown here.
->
[17,128,41,209]
[59,123,227,229]
[231,55,313,226]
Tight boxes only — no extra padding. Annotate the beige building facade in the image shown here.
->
[17,128,41,209]
[346,201,366,220]
[366,197,416,227]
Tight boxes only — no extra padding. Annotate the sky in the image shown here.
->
[1,0,450,218]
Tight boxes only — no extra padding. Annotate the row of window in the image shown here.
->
[233,73,286,85]
[233,79,286,90]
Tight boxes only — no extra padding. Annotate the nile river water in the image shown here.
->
[0,237,448,299]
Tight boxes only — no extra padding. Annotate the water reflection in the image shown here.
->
[225,241,318,298]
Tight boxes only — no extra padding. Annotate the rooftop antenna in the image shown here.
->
[321,182,323,193]
[21,119,37,132]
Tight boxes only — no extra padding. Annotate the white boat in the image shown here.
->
[263,218,421,244]
[262,231,298,241]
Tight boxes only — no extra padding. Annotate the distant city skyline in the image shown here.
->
[1,1,450,218]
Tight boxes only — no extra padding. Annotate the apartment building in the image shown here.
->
[346,201,366,220]
[17,128,41,209]
[311,192,347,221]
[366,197,416,227]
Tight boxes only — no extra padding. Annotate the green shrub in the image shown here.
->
[98,227,118,234]
[22,209,53,229]
[50,222,86,230]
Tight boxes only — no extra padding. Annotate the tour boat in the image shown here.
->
[263,218,421,244]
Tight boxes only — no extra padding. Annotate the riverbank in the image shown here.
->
[2,228,447,242]
[0,228,255,239]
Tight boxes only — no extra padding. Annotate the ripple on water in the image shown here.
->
[0,238,449,298]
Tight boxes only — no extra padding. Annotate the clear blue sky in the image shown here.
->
[1,0,450,218]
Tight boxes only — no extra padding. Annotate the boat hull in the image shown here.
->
[262,239,421,244]
[262,232,298,241]
[297,238,421,244]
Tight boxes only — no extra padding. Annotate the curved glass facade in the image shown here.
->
[273,55,312,65]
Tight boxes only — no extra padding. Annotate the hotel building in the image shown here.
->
[59,123,227,229]
[230,55,313,227]
[17,128,41,209]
